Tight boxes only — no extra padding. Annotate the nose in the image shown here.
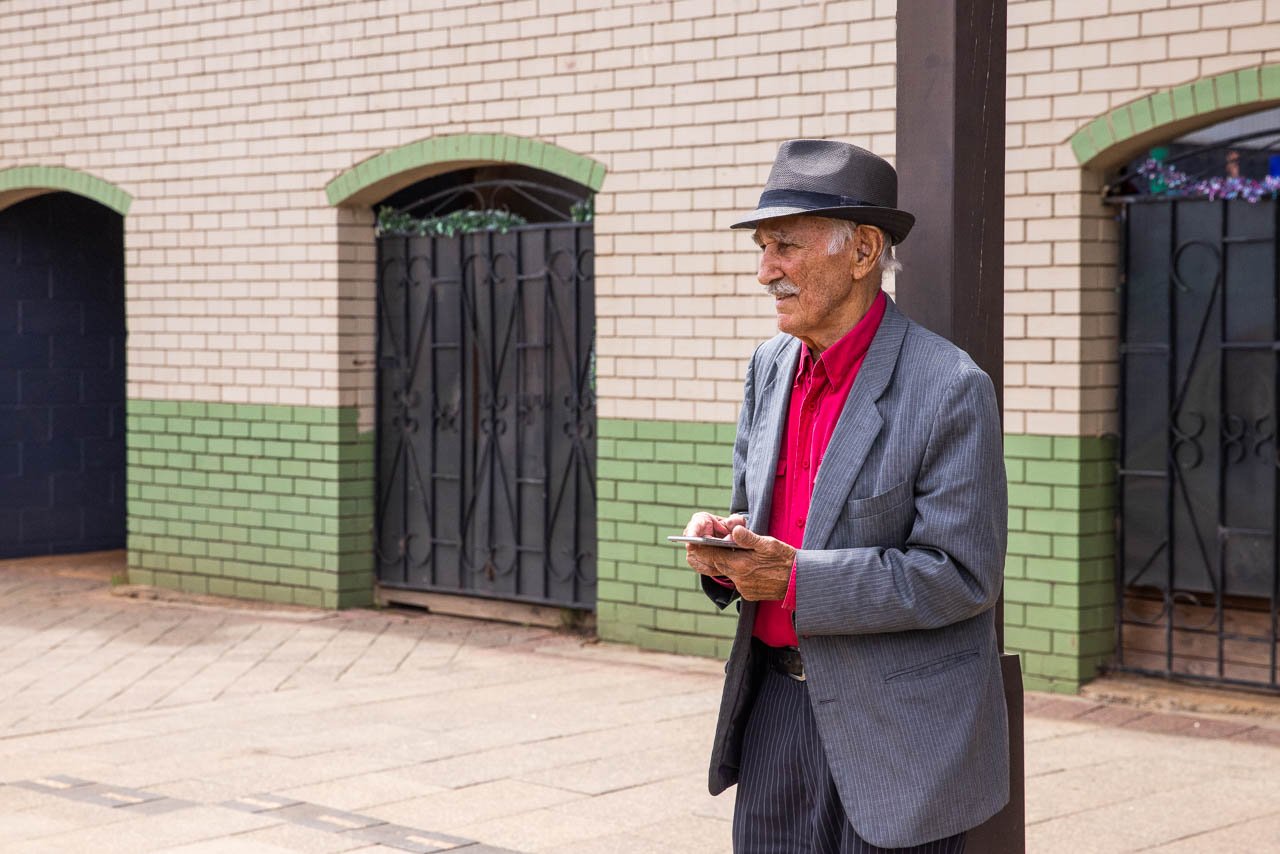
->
[758,249,781,286]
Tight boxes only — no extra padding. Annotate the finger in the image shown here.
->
[730,526,761,549]
[684,513,711,537]
[724,515,748,532]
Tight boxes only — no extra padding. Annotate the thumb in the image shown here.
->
[730,526,761,549]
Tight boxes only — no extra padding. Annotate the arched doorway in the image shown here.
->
[1106,104,1280,690]
[372,163,599,613]
[0,192,126,558]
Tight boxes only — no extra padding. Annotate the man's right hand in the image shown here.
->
[682,512,748,576]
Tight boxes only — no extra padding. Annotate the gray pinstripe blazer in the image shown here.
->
[703,296,1009,849]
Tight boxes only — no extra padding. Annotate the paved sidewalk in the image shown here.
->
[1,553,1279,853]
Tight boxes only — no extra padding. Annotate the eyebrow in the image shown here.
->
[753,227,796,247]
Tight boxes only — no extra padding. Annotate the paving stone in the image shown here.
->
[273,801,389,833]
[344,821,476,852]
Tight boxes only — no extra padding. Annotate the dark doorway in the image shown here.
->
[374,169,597,610]
[0,193,126,558]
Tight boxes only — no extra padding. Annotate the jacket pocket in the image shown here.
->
[883,649,978,683]
[845,479,912,519]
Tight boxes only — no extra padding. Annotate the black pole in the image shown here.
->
[896,2,1024,851]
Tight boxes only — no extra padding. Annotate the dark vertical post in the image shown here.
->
[896,2,1024,851]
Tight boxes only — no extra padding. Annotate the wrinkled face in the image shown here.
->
[752,216,858,347]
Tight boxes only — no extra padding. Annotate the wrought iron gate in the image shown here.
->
[1115,193,1280,690]
[375,219,596,610]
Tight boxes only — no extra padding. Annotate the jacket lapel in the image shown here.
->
[803,297,909,549]
[747,338,801,533]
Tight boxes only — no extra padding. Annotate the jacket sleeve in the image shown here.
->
[700,343,761,609]
[792,366,1007,635]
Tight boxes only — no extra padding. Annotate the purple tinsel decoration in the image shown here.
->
[1136,158,1280,203]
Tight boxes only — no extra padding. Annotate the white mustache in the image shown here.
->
[765,279,800,298]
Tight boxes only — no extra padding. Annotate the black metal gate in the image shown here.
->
[1115,191,1280,690]
[374,218,596,610]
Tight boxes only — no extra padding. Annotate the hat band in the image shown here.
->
[757,188,878,210]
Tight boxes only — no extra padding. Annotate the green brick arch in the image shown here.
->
[325,133,607,207]
[0,165,133,215]
[1069,63,1280,169]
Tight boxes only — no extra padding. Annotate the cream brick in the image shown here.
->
[1231,22,1280,51]
[1026,20,1083,47]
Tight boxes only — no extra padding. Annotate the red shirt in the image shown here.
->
[752,290,887,647]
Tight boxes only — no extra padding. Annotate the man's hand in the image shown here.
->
[683,512,796,601]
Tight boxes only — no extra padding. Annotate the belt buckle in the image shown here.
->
[776,646,805,682]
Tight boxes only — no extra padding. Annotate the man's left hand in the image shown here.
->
[687,528,796,601]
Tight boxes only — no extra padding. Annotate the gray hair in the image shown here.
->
[824,220,902,274]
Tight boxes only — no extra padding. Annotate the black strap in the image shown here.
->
[757,188,877,210]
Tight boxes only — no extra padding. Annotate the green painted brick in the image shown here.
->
[615,522,656,544]
[598,580,636,604]
[635,421,676,440]
[619,483,660,504]
[1005,579,1053,606]
[1052,533,1113,561]
[636,585,676,609]
[655,609,699,633]
[676,589,713,612]
[598,460,636,481]
[1007,531,1053,556]
[1008,483,1053,509]
[1052,582,1114,609]
[634,462,676,482]
[615,440,656,461]
[599,420,637,439]
[653,441,696,463]
[1170,83,1196,118]
[655,484,699,506]
[618,563,657,585]
[1005,626,1053,653]
[1212,71,1240,108]
[673,422,718,443]
[1004,434,1054,459]
[1262,63,1280,99]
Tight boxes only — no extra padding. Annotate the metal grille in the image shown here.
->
[375,222,596,610]
[1115,195,1280,690]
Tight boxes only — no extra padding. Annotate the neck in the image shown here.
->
[801,284,880,356]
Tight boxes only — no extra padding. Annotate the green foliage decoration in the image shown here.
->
[570,197,594,222]
[376,206,529,237]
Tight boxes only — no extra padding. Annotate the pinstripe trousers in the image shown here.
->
[732,666,967,854]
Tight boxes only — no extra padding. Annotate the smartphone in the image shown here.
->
[667,535,747,549]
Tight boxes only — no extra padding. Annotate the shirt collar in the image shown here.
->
[797,290,887,386]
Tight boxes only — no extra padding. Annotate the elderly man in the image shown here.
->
[683,139,1008,853]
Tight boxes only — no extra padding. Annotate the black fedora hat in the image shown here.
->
[731,139,915,244]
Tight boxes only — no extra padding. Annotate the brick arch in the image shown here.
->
[0,165,132,215]
[325,133,607,207]
[1068,64,1280,171]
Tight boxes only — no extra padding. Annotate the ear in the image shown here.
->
[851,224,885,280]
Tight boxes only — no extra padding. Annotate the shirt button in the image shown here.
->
[801,460,809,470]
[796,518,805,529]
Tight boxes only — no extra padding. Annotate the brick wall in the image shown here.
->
[1004,435,1115,692]
[1003,0,1280,438]
[127,400,374,607]
[0,0,900,426]
[596,418,738,657]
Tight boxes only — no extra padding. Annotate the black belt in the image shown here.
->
[764,643,805,682]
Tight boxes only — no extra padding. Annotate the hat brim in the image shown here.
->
[730,205,915,245]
